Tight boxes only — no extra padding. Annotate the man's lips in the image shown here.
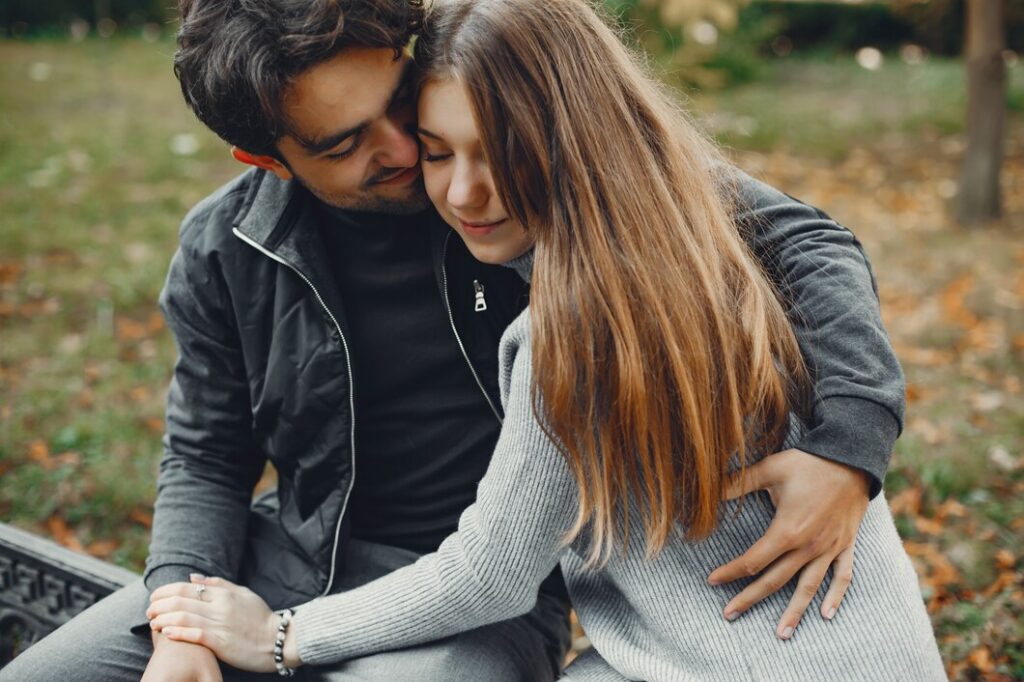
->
[457,217,509,236]
[372,165,420,186]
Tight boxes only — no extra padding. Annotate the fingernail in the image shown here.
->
[189,573,205,581]
[725,611,739,622]
[780,626,794,640]
[707,577,719,586]
[825,607,837,620]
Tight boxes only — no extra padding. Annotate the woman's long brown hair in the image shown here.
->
[417,0,809,565]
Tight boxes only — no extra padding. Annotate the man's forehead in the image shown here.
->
[284,47,409,137]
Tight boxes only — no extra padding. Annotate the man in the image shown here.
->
[2,0,903,680]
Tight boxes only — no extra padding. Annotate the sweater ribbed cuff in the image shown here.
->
[794,396,900,499]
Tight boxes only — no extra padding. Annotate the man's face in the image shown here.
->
[275,47,429,214]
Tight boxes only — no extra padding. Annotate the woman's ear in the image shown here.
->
[231,147,294,181]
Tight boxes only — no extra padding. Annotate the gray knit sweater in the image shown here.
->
[292,254,944,681]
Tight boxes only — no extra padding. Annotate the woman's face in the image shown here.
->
[417,78,534,265]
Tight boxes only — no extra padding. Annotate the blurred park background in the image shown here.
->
[1,0,1022,678]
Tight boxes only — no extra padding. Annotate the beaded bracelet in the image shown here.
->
[273,608,296,677]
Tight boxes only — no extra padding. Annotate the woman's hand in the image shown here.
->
[146,575,297,673]
[707,449,868,640]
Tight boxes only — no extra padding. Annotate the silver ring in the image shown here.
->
[194,583,207,601]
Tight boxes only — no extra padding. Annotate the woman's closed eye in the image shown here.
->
[422,150,453,163]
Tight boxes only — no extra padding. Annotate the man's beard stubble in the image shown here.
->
[295,169,432,216]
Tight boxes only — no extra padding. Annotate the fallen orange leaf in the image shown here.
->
[0,261,24,285]
[982,570,1020,598]
[27,439,50,462]
[889,487,922,516]
[967,646,994,673]
[146,311,166,334]
[130,508,153,528]
[45,515,83,552]
[115,317,149,342]
[935,499,968,520]
[995,549,1016,571]
[86,539,119,558]
[914,516,944,535]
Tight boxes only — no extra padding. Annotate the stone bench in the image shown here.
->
[0,522,137,667]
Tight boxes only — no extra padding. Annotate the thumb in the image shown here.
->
[724,458,775,501]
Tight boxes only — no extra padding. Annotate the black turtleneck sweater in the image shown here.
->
[317,207,501,553]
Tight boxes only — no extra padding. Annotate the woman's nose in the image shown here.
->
[447,161,489,210]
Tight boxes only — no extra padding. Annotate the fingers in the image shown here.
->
[708,519,798,585]
[820,544,855,620]
[160,626,208,646]
[147,595,214,621]
[720,548,800,622]
[150,582,198,602]
[774,552,833,639]
[151,581,229,606]
[150,610,209,634]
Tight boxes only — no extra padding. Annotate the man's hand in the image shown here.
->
[707,448,869,639]
[147,576,293,673]
[141,631,223,682]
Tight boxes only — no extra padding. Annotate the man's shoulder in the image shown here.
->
[177,168,261,256]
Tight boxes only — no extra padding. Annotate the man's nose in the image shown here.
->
[373,116,420,169]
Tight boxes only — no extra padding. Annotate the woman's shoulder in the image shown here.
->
[497,308,533,402]
[500,307,532,348]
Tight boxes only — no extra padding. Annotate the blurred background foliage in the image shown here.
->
[6,0,1024,86]
[1,0,1023,679]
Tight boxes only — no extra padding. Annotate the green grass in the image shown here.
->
[693,53,1024,158]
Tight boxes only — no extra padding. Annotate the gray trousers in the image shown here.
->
[1,539,572,681]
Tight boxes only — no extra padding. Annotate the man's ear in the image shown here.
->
[231,147,293,181]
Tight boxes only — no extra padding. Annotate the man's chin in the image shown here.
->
[299,175,430,215]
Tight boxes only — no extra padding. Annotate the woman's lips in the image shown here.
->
[458,217,508,236]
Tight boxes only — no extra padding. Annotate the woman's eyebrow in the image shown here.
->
[416,127,443,140]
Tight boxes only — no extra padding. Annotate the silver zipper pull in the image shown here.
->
[473,279,488,312]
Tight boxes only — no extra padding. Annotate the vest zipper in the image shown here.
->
[232,228,355,598]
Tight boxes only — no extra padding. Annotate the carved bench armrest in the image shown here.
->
[0,522,138,665]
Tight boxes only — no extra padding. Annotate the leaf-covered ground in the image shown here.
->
[1,38,1022,678]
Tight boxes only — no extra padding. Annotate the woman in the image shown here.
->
[148,0,945,678]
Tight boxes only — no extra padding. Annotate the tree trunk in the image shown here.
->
[956,0,1006,226]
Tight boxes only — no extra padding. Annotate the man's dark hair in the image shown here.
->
[174,0,423,157]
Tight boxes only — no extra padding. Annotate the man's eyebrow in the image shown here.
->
[297,123,368,156]
[416,127,443,141]
[297,58,416,157]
